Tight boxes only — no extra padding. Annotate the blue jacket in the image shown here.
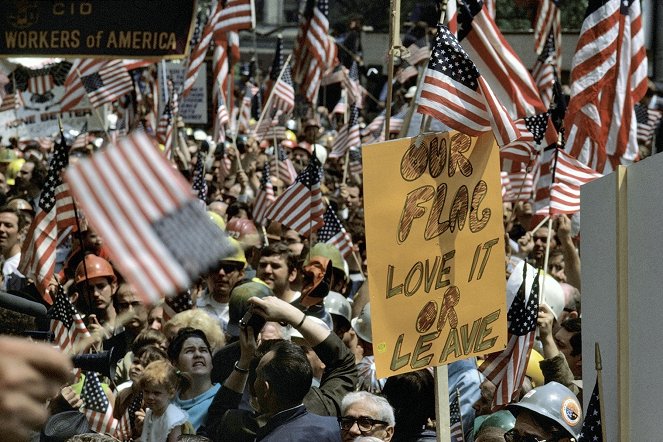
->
[256,405,341,442]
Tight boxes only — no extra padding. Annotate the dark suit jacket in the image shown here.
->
[256,405,341,442]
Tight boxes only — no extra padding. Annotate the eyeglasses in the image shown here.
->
[504,429,561,442]
[339,416,388,433]
[216,262,243,273]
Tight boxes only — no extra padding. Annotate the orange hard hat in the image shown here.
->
[75,254,116,285]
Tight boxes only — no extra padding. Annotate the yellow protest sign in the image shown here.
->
[363,131,507,378]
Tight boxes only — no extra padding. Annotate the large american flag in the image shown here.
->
[60,59,106,111]
[533,0,561,71]
[264,155,325,237]
[330,105,360,159]
[64,132,235,304]
[500,112,557,165]
[534,146,601,215]
[450,389,465,442]
[79,60,133,108]
[564,0,648,173]
[19,132,77,301]
[531,32,557,110]
[479,263,539,407]
[49,292,90,355]
[183,0,225,98]
[635,103,662,147]
[578,379,602,442]
[213,0,254,33]
[82,372,117,434]
[317,207,354,258]
[456,0,546,118]
[417,24,521,147]
[253,161,276,226]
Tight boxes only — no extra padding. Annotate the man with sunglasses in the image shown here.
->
[340,391,395,441]
[197,238,247,333]
[504,381,582,442]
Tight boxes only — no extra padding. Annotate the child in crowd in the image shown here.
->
[138,360,193,442]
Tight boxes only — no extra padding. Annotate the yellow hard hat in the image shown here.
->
[207,211,226,231]
[223,237,247,268]
[526,349,545,387]
[6,158,25,185]
[285,130,297,143]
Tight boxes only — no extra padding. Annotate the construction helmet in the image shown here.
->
[508,381,582,440]
[207,211,226,231]
[226,218,261,248]
[285,129,297,142]
[308,243,345,275]
[525,350,545,388]
[323,291,352,325]
[0,148,17,163]
[477,410,516,433]
[75,254,116,285]
[226,279,273,337]
[222,237,247,268]
[540,273,564,320]
[7,198,34,214]
[352,303,372,343]
[312,144,327,166]
[6,158,25,185]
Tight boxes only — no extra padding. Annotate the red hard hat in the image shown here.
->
[75,254,116,285]
[226,218,261,248]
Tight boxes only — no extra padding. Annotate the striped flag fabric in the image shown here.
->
[19,132,77,302]
[564,0,648,173]
[404,40,430,66]
[214,89,230,144]
[272,63,295,114]
[269,145,297,186]
[239,83,258,133]
[60,59,106,111]
[114,391,143,440]
[501,162,535,203]
[79,60,133,108]
[330,105,360,159]
[163,291,194,322]
[156,95,177,156]
[417,25,521,147]
[332,91,347,115]
[299,0,335,103]
[479,263,540,407]
[264,36,284,100]
[343,61,363,108]
[264,155,325,237]
[183,1,225,98]
[534,146,601,215]
[64,132,235,304]
[253,161,276,226]
[578,379,603,442]
[27,73,55,95]
[212,40,230,117]
[348,147,363,176]
[292,0,315,85]
[533,0,561,69]
[317,207,354,258]
[81,372,117,434]
[456,0,546,118]
[635,103,662,147]
[450,390,465,441]
[214,0,254,33]
[48,292,90,355]
[531,33,557,110]
[500,112,557,164]
[72,122,89,150]
[0,88,25,112]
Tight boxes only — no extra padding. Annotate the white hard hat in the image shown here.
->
[313,144,327,166]
[506,261,563,320]
[352,303,372,343]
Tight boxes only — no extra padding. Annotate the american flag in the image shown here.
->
[635,103,662,147]
[192,149,208,202]
[79,60,133,108]
[332,92,347,115]
[72,122,89,150]
[564,0,648,173]
[578,379,602,442]
[163,291,194,322]
[320,64,346,87]
[60,59,106,111]
[389,106,408,136]
[317,208,354,258]
[82,372,117,434]
[115,391,143,440]
[214,88,230,144]
[64,132,235,304]
[348,147,363,176]
[331,105,360,159]
[269,145,297,186]
[395,62,418,85]
[264,155,325,237]
[0,88,24,112]
[292,0,315,85]
[500,112,557,164]
[343,61,363,108]
[272,63,295,114]
[183,0,225,98]
[501,162,535,203]
[239,83,259,133]
[450,389,465,442]
[533,0,561,70]
[534,146,601,215]
[456,0,546,117]
[404,40,431,66]
[214,0,254,33]
[417,25,521,148]
[27,73,55,95]
[531,32,557,110]
[48,292,90,355]
[479,263,539,407]
[19,132,77,301]
[361,111,385,143]
[157,95,177,156]
[299,0,335,103]
[264,36,285,100]
[253,161,276,226]
[213,40,230,120]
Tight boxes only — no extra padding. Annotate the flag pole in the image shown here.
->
[435,365,451,442]
[541,134,562,296]
[253,54,292,142]
[384,0,401,140]
[595,342,607,442]
[74,68,112,141]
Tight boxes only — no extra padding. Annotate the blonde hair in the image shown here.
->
[137,360,180,395]
[164,309,225,352]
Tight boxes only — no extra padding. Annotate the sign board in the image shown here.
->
[0,1,196,58]
[363,131,507,378]
[164,62,208,125]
